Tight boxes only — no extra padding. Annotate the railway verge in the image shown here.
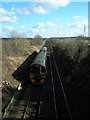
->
[52,39,89,120]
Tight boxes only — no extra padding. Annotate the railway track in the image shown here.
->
[3,84,43,119]
[3,41,72,119]
[50,53,72,120]
[22,85,43,119]
[38,56,56,120]
[48,42,72,120]
[37,42,72,120]
[39,41,72,120]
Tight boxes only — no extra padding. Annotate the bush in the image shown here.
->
[56,39,88,63]
[33,35,43,45]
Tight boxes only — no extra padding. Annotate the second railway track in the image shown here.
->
[50,53,72,120]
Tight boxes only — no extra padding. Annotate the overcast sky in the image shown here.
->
[0,0,89,38]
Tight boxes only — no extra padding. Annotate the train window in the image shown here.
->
[41,67,45,72]
[31,65,45,74]
[31,65,38,72]
[35,65,41,73]
[31,68,35,73]
[30,66,35,73]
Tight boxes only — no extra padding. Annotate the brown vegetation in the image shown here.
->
[2,37,45,111]
[52,37,89,120]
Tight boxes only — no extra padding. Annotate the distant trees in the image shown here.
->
[33,34,43,45]
[7,29,30,56]
[34,34,43,41]
[8,30,27,39]
[9,30,19,39]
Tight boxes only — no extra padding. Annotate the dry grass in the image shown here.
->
[2,38,45,87]
[54,38,88,62]
[2,38,45,111]
[52,37,89,119]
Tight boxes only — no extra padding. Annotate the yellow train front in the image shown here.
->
[30,46,47,85]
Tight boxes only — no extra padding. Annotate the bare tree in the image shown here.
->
[34,34,43,41]
[8,30,27,39]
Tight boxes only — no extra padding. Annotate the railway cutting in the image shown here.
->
[3,40,72,120]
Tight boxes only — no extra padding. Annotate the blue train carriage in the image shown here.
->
[30,46,47,84]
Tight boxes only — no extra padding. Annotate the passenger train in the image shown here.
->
[30,46,47,84]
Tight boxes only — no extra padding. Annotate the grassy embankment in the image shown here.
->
[2,38,44,110]
[53,37,89,120]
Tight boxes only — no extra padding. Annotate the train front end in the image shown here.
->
[30,64,46,84]
[30,46,47,85]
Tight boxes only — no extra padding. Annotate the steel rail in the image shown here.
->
[22,88,33,119]
[22,86,42,120]
[37,86,42,120]
[52,54,72,120]
[50,55,58,120]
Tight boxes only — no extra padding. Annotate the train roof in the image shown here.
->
[40,46,47,51]
[31,46,47,67]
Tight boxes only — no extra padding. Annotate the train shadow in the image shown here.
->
[12,51,38,86]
